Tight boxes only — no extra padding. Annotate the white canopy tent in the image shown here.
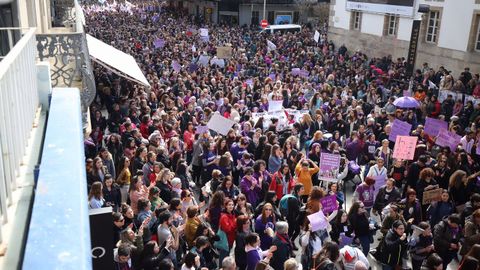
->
[86,34,150,88]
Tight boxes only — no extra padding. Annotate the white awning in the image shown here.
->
[86,34,150,88]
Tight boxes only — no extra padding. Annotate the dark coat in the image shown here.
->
[433,219,463,255]
[383,229,408,267]
[270,233,292,270]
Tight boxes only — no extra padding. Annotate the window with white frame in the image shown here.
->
[387,15,398,36]
[426,10,440,43]
[352,11,362,30]
[475,16,480,51]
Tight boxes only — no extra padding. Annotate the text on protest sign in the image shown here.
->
[422,188,443,205]
[388,119,412,142]
[319,153,341,182]
[424,117,448,137]
[320,195,338,214]
[392,136,418,160]
[435,129,461,151]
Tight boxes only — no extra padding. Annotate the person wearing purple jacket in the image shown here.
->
[353,177,376,213]
[240,167,262,208]
[231,137,249,184]
[345,132,363,162]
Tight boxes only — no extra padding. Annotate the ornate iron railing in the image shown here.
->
[36,0,96,109]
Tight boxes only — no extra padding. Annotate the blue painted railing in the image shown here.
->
[23,88,92,270]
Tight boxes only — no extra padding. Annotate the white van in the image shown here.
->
[261,24,302,34]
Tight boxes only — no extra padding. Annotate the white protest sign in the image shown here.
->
[207,113,235,135]
[210,58,225,68]
[268,100,283,112]
[198,55,210,67]
[314,30,320,43]
[267,40,277,52]
[199,28,209,37]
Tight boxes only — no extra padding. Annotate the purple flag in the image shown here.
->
[188,63,198,73]
[269,73,276,81]
[424,117,448,137]
[172,61,181,72]
[154,38,165,49]
[389,119,412,142]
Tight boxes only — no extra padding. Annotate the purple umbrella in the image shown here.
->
[393,96,420,108]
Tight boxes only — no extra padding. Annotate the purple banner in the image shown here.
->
[153,38,165,49]
[188,63,198,73]
[389,119,412,142]
[319,153,341,182]
[299,70,310,78]
[320,195,338,214]
[291,68,301,76]
[436,129,461,151]
[424,117,448,137]
[172,61,181,72]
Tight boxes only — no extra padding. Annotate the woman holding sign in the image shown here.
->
[295,158,319,202]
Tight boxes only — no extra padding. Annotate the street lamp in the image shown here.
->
[263,0,266,21]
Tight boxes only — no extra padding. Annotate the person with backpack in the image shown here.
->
[409,222,434,270]
[433,214,463,270]
[379,220,408,270]
[278,183,304,249]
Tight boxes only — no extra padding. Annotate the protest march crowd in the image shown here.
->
[82,1,480,270]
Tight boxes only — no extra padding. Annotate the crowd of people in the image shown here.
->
[82,1,480,270]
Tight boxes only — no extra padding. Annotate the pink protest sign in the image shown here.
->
[393,136,418,160]
[307,210,328,232]
[389,119,412,142]
[318,153,341,182]
[435,129,461,151]
[320,195,338,214]
[424,117,448,137]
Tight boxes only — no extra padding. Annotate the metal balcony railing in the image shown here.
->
[0,27,39,243]
[36,0,96,110]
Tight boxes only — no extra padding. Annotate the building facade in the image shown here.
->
[174,0,329,26]
[328,0,480,75]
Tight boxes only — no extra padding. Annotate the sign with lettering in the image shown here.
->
[422,188,443,205]
[392,136,417,160]
[406,19,421,78]
[424,117,448,137]
[320,195,338,214]
[389,119,412,142]
[435,129,461,151]
[319,153,341,182]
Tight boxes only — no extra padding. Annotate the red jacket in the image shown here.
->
[219,212,237,247]
[269,171,295,200]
